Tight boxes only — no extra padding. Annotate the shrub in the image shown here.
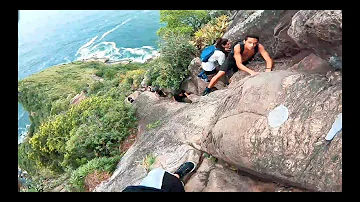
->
[148,31,196,91]
[120,69,146,89]
[18,138,38,176]
[157,10,211,37]
[69,155,121,192]
[192,15,229,50]
[28,96,136,172]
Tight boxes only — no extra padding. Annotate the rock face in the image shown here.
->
[185,157,286,192]
[199,71,342,192]
[290,53,332,74]
[223,10,301,59]
[94,10,342,192]
[95,69,341,192]
[223,10,342,69]
[70,91,86,105]
[287,10,342,69]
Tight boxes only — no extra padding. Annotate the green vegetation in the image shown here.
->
[157,10,211,37]
[146,120,162,130]
[18,10,232,192]
[18,61,146,191]
[192,15,230,50]
[204,153,218,163]
[144,10,232,91]
[142,154,156,172]
[28,95,135,172]
[69,155,121,192]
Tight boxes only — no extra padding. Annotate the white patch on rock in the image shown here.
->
[268,105,289,128]
[282,74,302,89]
[325,113,342,141]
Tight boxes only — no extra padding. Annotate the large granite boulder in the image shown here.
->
[199,70,342,192]
[95,69,341,192]
[222,10,342,70]
[287,10,342,70]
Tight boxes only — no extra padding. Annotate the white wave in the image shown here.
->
[124,47,147,55]
[142,46,155,50]
[76,41,159,63]
[75,36,98,56]
[18,124,30,144]
[99,18,132,41]
[64,56,71,63]
[142,10,151,13]
[18,111,26,121]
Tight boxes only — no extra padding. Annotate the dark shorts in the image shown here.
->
[122,168,185,192]
[219,57,250,76]
[203,69,218,75]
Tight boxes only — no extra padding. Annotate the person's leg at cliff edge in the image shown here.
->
[122,161,196,192]
[202,57,236,96]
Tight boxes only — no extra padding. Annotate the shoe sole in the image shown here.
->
[177,161,197,180]
[187,161,197,175]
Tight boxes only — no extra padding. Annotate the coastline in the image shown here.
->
[78,53,160,65]
[18,53,160,144]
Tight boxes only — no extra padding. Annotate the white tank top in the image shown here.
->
[201,50,225,71]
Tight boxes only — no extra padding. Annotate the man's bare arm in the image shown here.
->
[233,44,256,75]
[258,44,273,72]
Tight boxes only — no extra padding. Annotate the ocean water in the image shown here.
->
[18,10,162,143]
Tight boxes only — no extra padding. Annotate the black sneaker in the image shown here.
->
[174,161,196,180]
[202,87,211,96]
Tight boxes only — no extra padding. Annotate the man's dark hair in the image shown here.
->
[244,35,260,42]
[215,38,229,53]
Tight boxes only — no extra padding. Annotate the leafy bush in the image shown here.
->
[157,10,211,37]
[147,31,196,91]
[28,96,136,172]
[192,15,229,50]
[120,69,147,89]
[69,155,121,192]
[18,138,38,176]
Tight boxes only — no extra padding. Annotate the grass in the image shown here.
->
[142,154,156,172]
[204,153,217,163]
[69,155,122,192]
[19,62,98,99]
[146,120,162,130]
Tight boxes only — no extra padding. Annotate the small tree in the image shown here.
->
[157,10,211,37]
[149,31,197,91]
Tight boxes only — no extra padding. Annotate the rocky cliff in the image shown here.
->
[94,10,342,192]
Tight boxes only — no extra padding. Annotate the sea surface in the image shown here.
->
[18,10,162,143]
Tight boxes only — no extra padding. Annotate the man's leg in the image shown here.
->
[197,69,205,78]
[137,161,196,192]
[139,168,185,192]
[202,71,226,95]
[208,71,226,89]
[202,58,235,95]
